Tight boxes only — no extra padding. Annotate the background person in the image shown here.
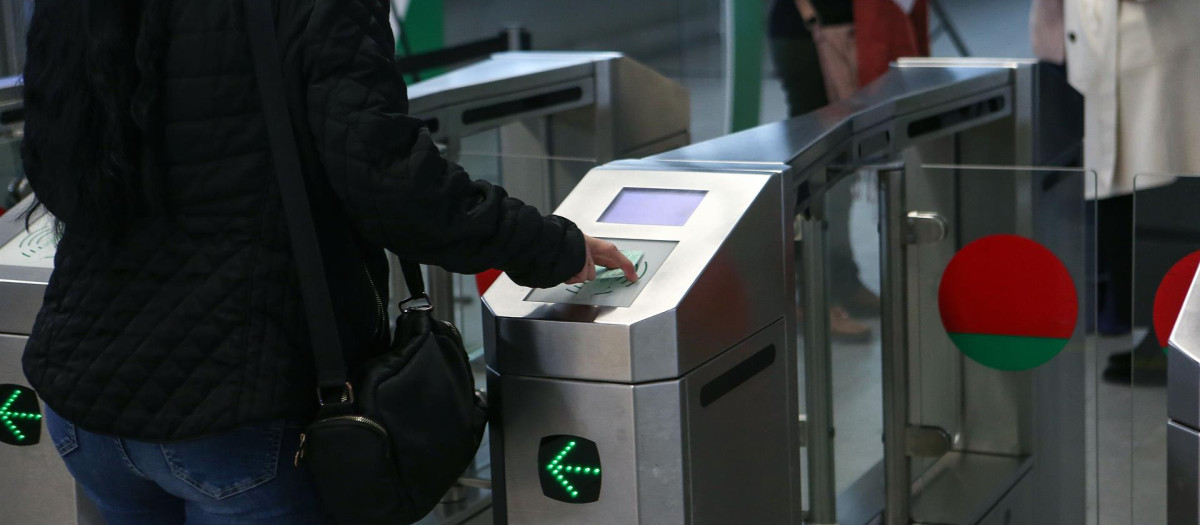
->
[1064,0,1200,382]
[769,0,875,342]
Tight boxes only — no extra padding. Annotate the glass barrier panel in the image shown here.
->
[906,166,1097,525]
[818,169,886,523]
[1129,173,1200,525]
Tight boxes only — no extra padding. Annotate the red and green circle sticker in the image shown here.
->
[938,235,1078,371]
[1153,250,1200,352]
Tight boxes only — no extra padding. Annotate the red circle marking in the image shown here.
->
[938,235,1079,371]
[940,235,1078,338]
[1153,251,1200,350]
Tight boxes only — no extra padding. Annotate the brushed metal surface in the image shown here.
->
[800,212,838,524]
[489,320,795,525]
[649,63,1013,169]
[408,52,606,113]
[484,168,786,383]
[910,452,1032,525]
[879,167,910,525]
[496,374,642,525]
[685,321,793,525]
[1168,421,1200,525]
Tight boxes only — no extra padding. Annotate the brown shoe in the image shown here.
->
[797,306,873,343]
[830,306,872,343]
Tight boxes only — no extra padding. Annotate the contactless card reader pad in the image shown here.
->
[526,239,676,308]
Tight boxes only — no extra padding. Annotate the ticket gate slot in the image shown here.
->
[483,167,802,524]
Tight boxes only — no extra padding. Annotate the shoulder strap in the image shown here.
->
[401,261,426,300]
[243,0,349,396]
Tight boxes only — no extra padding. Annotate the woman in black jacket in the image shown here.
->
[21,0,634,522]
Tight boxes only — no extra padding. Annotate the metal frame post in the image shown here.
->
[879,167,911,525]
[802,181,838,525]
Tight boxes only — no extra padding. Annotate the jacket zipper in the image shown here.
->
[294,415,389,467]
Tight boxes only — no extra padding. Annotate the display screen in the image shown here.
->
[598,188,707,226]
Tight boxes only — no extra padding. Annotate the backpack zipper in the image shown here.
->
[363,266,386,341]
[294,415,389,467]
[441,320,462,341]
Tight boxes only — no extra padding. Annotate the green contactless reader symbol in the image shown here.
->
[0,385,42,447]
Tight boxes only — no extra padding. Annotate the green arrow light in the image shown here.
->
[0,385,42,447]
[542,440,601,499]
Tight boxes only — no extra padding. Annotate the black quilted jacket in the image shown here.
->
[21,0,585,440]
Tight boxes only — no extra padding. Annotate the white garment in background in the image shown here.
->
[1066,0,1200,198]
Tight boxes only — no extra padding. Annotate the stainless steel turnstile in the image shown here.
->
[642,58,1087,525]
[482,58,1089,524]
[483,165,803,524]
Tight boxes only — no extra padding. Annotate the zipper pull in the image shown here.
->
[294,433,307,467]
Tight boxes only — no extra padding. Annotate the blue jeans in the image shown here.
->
[45,406,330,525]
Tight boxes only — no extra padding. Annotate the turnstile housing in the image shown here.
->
[482,167,802,524]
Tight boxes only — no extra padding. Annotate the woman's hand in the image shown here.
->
[564,235,639,285]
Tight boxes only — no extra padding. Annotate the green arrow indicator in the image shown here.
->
[542,441,601,498]
[538,435,602,503]
[0,385,42,446]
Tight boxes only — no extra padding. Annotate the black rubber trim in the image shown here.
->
[700,345,776,408]
[907,95,1006,139]
[461,87,584,126]
[857,130,891,158]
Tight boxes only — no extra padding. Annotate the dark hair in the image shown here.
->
[21,0,170,232]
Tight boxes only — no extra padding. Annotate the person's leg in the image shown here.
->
[826,175,863,295]
[768,35,829,117]
[1098,192,1171,384]
[824,172,880,317]
[121,419,329,525]
[1097,193,1134,334]
[772,31,873,338]
[44,406,185,525]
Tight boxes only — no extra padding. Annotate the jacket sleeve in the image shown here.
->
[299,0,585,289]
